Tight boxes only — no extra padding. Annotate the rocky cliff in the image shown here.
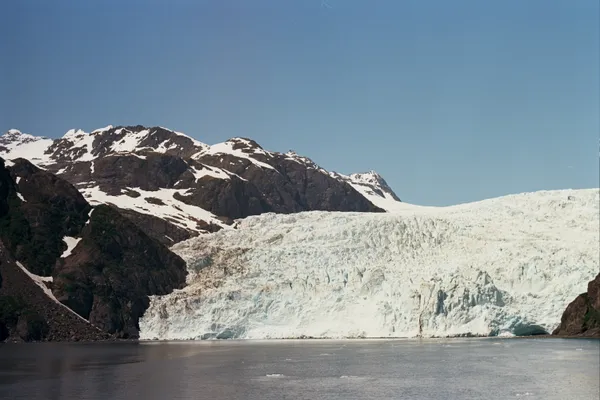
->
[0,157,186,341]
[552,273,600,338]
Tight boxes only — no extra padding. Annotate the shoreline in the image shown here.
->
[3,333,598,344]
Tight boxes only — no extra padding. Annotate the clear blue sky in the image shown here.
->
[1,0,598,206]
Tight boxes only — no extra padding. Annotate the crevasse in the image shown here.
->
[139,189,599,340]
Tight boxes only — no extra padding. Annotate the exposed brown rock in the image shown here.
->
[1,158,91,276]
[117,208,198,245]
[0,157,188,341]
[552,273,600,338]
[0,241,111,342]
[52,204,187,338]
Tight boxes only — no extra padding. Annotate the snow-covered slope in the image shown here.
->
[139,188,600,340]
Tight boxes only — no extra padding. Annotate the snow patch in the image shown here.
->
[16,192,26,202]
[195,140,277,171]
[158,127,209,151]
[139,188,600,340]
[92,125,113,134]
[111,129,150,153]
[15,261,88,322]
[79,185,226,233]
[191,164,231,181]
[67,130,96,162]
[61,236,82,258]
[85,208,95,225]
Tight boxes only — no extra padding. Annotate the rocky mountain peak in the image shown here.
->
[227,137,264,152]
[284,150,323,171]
[62,128,88,140]
[1,129,47,147]
[348,171,401,202]
[1,124,402,244]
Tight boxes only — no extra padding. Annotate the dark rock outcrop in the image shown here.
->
[92,153,191,195]
[117,208,200,246]
[0,158,91,276]
[174,175,273,220]
[0,242,111,342]
[0,157,187,341]
[52,205,187,338]
[192,150,383,216]
[552,273,600,338]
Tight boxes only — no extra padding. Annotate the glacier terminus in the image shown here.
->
[140,188,599,340]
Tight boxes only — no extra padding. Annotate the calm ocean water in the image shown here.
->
[0,338,598,400]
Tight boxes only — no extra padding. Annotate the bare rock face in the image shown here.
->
[0,158,187,341]
[552,273,600,338]
[0,243,111,342]
[1,158,90,276]
[116,208,200,246]
[52,205,187,338]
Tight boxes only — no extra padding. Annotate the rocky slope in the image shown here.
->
[0,242,111,342]
[0,126,400,245]
[552,273,600,338]
[0,157,187,340]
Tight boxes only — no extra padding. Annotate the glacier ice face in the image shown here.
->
[139,189,600,340]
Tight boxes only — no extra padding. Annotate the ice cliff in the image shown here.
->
[139,189,599,340]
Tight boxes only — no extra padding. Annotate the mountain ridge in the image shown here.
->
[0,126,400,245]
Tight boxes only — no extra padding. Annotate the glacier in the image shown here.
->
[139,189,600,340]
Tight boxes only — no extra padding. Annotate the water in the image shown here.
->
[0,338,598,399]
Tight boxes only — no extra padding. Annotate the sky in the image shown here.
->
[1,0,598,206]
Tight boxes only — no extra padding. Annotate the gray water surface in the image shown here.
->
[0,338,598,400]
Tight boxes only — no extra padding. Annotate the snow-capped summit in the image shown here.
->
[1,125,400,245]
[1,129,48,146]
[91,125,114,134]
[0,129,54,165]
[62,128,88,140]
[349,170,394,190]
[330,170,402,211]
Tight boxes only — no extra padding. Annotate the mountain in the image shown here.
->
[139,189,599,340]
[0,157,186,340]
[0,126,400,245]
[2,125,595,342]
[552,273,600,338]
